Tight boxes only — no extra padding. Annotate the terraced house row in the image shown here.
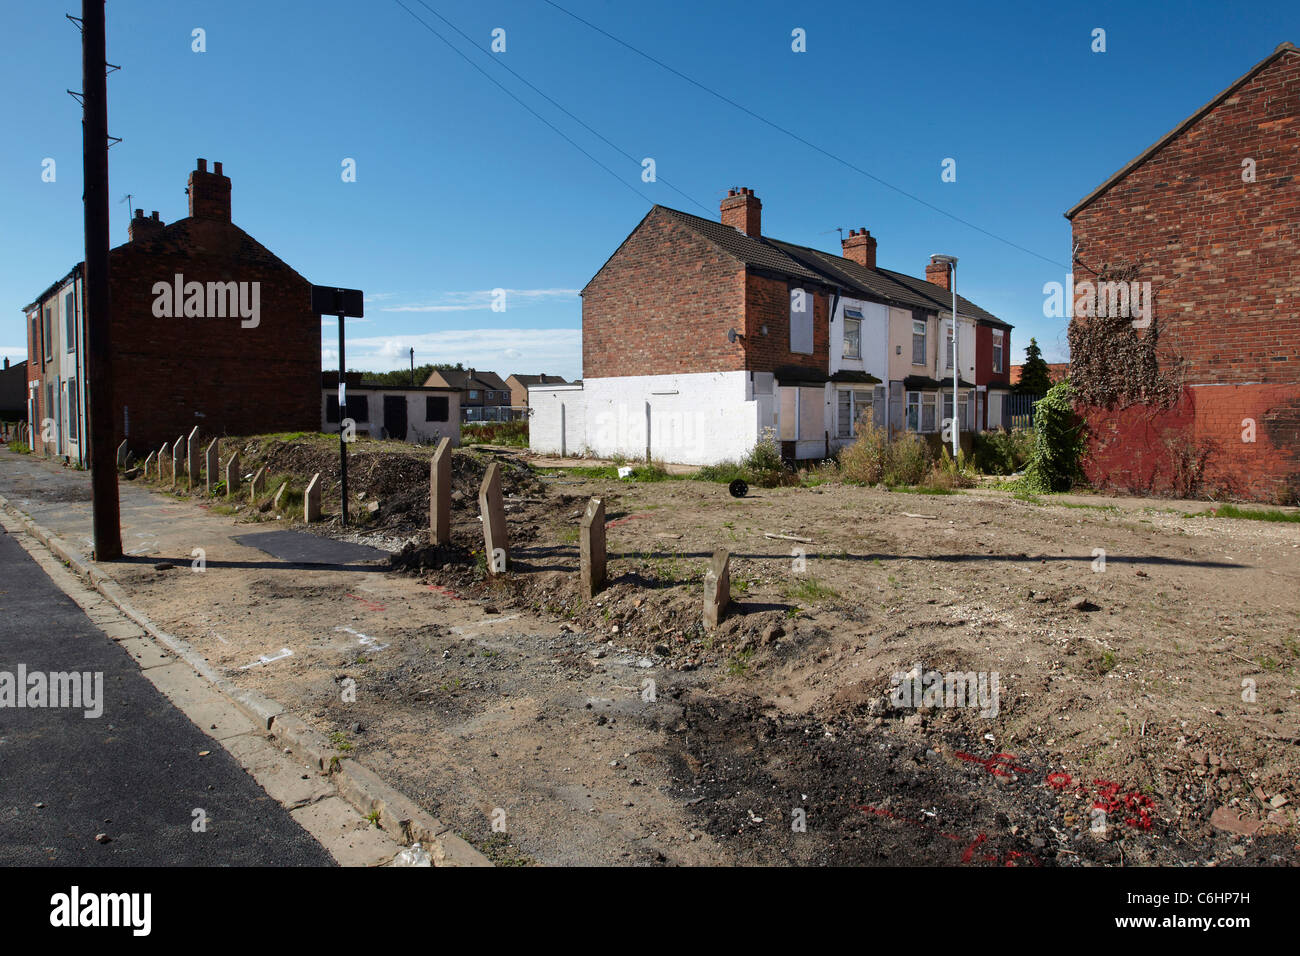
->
[529,188,1013,465]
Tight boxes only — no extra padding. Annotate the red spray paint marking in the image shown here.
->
[426,584,462,600]
[959,753,1156,832]
[855,804,1041,867]
[346,593,386,612]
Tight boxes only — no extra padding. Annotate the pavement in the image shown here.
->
[0,449,467,866]
[0,524,334,865]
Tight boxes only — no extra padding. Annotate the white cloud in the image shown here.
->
[323,327,581,379]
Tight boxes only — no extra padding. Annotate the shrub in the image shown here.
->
[925,447,977,490]
[971,428,1033,475]
[1021,381,1086,493]
[884,432,930,486]
[839,421,889,485]
[741,431,796,487]
[460,420,528,447]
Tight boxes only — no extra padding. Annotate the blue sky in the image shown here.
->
[3,0,1296,379]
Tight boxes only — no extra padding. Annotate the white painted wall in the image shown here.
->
[829,297,889,381]
[530,372,762,465]
[528,384,586,457]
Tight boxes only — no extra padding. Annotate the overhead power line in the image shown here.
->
[540,0,1067,269]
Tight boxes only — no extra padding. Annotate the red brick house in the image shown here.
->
[21,159,319,461]
[531,187,1012,464]
[1065,42,1300,502]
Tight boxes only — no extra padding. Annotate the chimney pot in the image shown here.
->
[841,226,878,270]
[720,186,762,237]
[134,208,144,219]
[150,210,160,221]
[214,161,222,175]
[197,158,207,172]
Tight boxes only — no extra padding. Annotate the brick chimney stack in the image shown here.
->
[187,158,231,221]
[128,208,164,243]
[721,187,761,237]
[841,228,877,269]
[926,255,953,291]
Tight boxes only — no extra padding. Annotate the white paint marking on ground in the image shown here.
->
[240,647,293,670]
[334,625,389,653]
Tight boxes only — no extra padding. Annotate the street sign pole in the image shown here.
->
[311,285,364,529]
[338,310,347,527]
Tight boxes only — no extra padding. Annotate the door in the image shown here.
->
[383,396,408,441]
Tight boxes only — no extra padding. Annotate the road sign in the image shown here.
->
[310,285,364,318]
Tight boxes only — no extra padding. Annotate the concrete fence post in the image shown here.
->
[187,426,201,490]
[304,472,322,523]
[430,437,452,545]
[703,549,731,629]
[172,436,185,489]
[205,439,218,495]
[250,465,266,502]
[116,439,128,468]
[478,461,509,574]
[580,496,606,599]
[158,442,170,482]
[225,452,241,497]
[142,451,155,479]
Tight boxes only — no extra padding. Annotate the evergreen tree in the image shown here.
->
[1016,338,1053,394]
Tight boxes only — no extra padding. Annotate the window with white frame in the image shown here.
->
[906,392,920,431]
[992,329,1004,373]
[911,320,926,366]
[942,392,972,432]
[836,388,873,438]
[921,393,937,433]
[945,325,955,369]
[842,309,862,360]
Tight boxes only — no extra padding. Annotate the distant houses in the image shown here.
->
[21,159,319,462]
[530,187,1013,465]
[1065,42,1300,502]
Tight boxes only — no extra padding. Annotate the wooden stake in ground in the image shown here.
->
[703,548,731,629]
[187,426,201,490]
[250,465,266,502]
[204,439,218,495]
[304,472,322,523]
[172,436,184,489]
[225,452,240,497]
[478,461,509,574]
[580,496,606,599]
[430,437,452,545]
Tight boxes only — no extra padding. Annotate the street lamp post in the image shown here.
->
[930,254,960,458]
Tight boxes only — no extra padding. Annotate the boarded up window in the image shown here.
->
[327,394,369,423]
[426,396,449,422]
[790,287,813,354]
[779,387,798,440]
[798,386,823,439]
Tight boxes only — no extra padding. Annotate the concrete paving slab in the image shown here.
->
[291,797,403,867]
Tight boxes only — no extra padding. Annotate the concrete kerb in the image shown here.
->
[0,490,491,868]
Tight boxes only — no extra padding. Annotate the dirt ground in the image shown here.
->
[40,439,1300,865]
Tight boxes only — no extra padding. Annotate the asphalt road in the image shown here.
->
[0,527,333,866]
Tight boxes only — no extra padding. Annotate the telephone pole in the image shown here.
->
[82,0,122,560]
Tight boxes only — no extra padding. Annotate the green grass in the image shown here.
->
[6,440,31,454]
[888,484,957,495]
[785,577,841,603]
[563,462,678,482]
[695,461,748,484]
[726,647,756,678]
[1210,504,1300,523]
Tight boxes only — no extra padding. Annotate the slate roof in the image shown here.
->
[646,206,1011,328]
